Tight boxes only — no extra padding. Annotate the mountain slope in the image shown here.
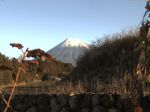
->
[47,38,89,66]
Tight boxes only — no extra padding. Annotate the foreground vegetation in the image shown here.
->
[1,29,150,97]
[60,30,148,96]
[0,29,150,112]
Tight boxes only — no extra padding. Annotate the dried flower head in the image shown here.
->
[27,48,53,60]
[10,43,24,49]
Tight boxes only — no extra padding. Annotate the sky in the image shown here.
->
[0,0,146,58]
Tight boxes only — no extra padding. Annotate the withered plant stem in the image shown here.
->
[0,92,15,112]
[3,67,22,112]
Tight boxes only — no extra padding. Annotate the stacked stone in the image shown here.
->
[0,94,150,112]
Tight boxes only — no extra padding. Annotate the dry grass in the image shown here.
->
[2,75,149,97]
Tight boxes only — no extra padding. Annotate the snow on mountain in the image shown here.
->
[47,38,89,66]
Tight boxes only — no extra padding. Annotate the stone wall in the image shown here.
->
[0,94,150,112]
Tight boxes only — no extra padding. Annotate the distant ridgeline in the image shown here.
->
[0,53,74,86]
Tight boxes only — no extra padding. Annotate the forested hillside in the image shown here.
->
[0,53,74,87]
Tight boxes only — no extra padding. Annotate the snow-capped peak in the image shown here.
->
[61,38,89,48]
[47,38,89,66]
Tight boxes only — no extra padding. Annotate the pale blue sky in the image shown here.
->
[0,0,146,58]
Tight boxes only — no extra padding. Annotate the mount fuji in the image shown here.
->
[47,38,89,66]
